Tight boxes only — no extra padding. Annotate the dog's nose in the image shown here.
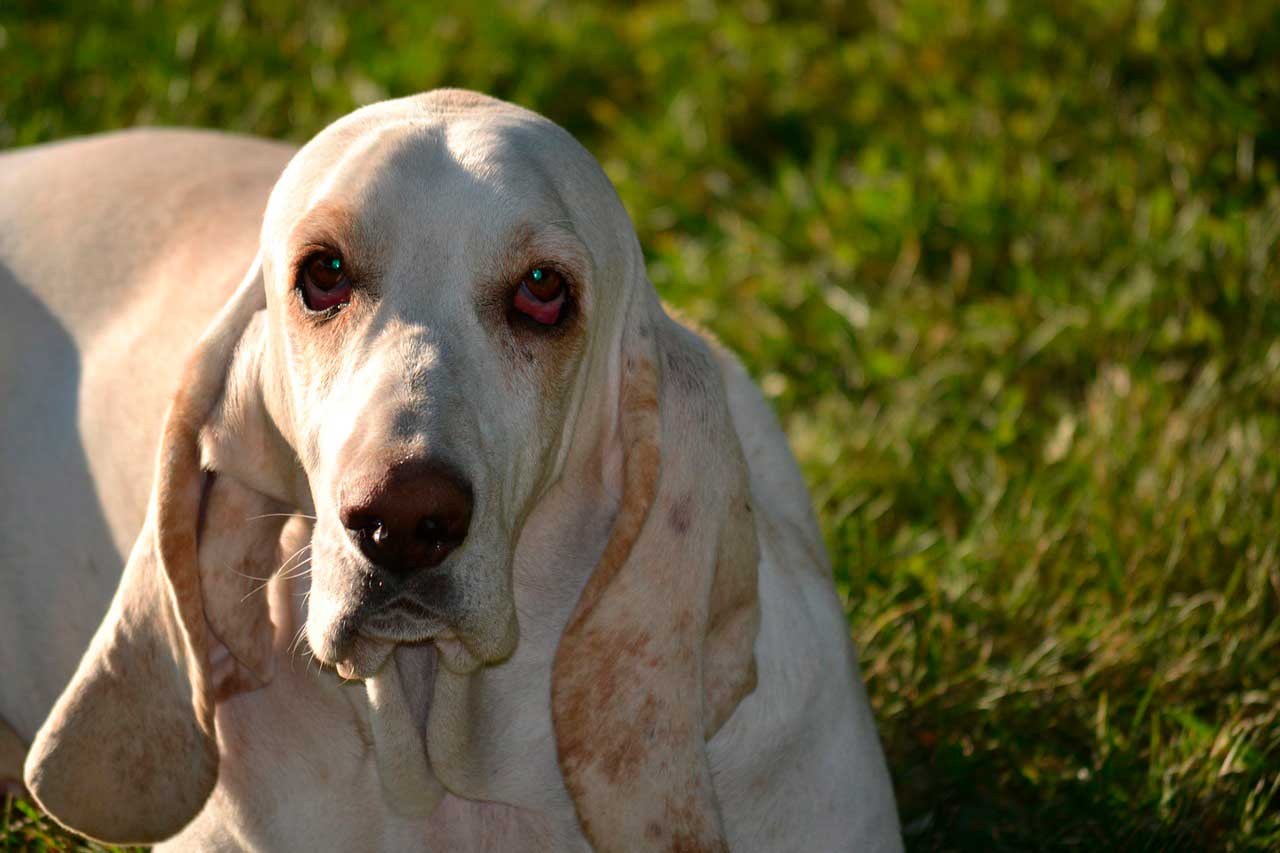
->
[339,459,473,574]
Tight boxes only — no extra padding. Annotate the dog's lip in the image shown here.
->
[358,597,454,642]
[333,634,394,680]
[309,602,402,679]
[354,602,478,675]
[311,585,456,679]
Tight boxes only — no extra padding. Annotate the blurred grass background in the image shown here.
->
[3,0,1280,849]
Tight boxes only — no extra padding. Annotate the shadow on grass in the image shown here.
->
[892,733,1210,853]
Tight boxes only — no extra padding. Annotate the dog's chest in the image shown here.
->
[424,795,587,852]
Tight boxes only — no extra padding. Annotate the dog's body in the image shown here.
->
[0,130,289,741]
[1,96,899,851]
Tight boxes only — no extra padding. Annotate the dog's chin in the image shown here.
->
[307,596,470,679]
[356,610,497,676]
[305,569,519,680]
[305,607,390,679]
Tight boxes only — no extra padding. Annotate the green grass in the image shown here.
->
[4,1,1279,849]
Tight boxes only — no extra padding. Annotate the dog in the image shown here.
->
[0,90,900,851]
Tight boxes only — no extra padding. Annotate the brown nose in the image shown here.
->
[339,458,473,574]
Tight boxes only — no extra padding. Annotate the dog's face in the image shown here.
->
[255,93,631,677]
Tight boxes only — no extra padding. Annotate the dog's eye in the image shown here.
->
[512,267,565,325]
[299,252,352,312]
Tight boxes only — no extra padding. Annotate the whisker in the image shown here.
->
[275,561,313,586]
[279,557,313,582]
[245,512,318,521]
[230,535,312,589]
[241,580,271,603]
[285,591,315,674]
[276,543,313,576]
[242,559,312,603]
[234,541,314,598]
[288,622,310,659]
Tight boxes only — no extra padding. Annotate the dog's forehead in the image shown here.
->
[266,100,600,245]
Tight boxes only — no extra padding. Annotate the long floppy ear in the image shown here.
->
[23,257,294,844]
[552,306,761,853]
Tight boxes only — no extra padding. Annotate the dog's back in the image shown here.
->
[0,130,291,748]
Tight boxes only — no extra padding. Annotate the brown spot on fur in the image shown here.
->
[666,796,727,853]
[556,626,667,783]
[671,834,728,853]
[596,695,656,784]
[668,492,693,535]
[669,609,695,648]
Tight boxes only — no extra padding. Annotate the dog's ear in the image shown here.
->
[551,306,761,852]
[24,257,297,845]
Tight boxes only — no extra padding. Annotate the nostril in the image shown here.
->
[344,515,389,559]
[415,513,468,541]
[344,514,383,539]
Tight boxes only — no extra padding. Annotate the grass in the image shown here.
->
[3,0,1279,849]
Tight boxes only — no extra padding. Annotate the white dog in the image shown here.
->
[0,90,900,851]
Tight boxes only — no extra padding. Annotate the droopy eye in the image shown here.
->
[512,267,566,325]
[299,252,352,312]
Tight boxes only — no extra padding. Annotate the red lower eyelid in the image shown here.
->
[514,283,564,325]
[304,280,351,311]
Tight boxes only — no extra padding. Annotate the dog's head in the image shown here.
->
[252,91,641,679]
[26,91,759,850]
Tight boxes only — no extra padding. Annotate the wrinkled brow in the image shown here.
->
[287,202,362,256]
[494,220,593,290]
